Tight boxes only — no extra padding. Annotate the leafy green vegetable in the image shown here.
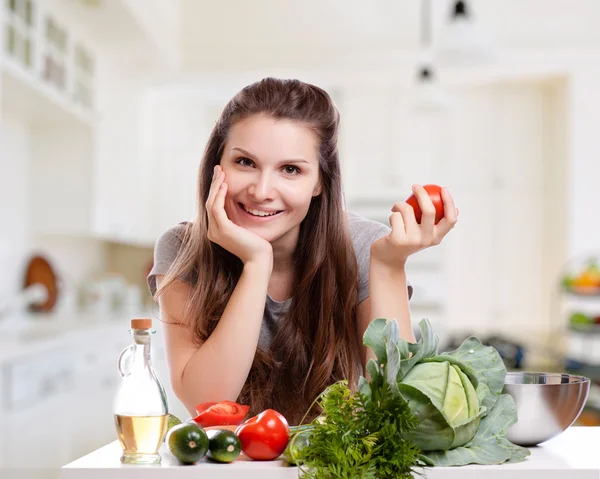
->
[365,318,530,466]
[294,319,424,478]
[295,381,422,479]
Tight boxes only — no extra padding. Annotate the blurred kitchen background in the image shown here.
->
[2,0,600,475]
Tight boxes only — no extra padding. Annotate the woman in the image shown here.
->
[147,77,458,425]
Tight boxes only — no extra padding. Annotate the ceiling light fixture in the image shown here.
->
[435,0,495,67]
[411,0,454,112]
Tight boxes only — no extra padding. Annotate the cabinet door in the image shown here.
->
[146,90,214,240]
[445,81,562,335]
[68,364,119,460]
[2,391,71,470]
[92,74,152,246]
[445,189,498,331]
[339,87,398,198]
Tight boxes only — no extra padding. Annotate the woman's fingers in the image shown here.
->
[206,166,221,210]
[435,187,458,238]
[206,165,225,234]
[212,180,229,228]
[391,201,420,239]
[388,211,406,242]
[411,185,436,233]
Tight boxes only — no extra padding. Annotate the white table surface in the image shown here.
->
[61,427,600,479]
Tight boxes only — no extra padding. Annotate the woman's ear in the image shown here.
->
[312,181,323,197]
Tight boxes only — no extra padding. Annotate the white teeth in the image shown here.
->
[243,205,279,217]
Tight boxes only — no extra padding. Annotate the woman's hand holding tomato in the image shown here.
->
[371,184,458,270]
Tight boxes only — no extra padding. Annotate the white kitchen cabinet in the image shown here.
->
[443,80,567,336]
[339,87,399,199]
[143,89,219,240]
[0,344,76,471]
[447,82,549,191]
[67,332,128,461]
[91,70,154,246]
[2,391,72,470]
[0,322,132,474]
[30,124,95,237]
[444,188,498,331]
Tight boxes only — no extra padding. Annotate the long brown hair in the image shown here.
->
[156,78,362,425]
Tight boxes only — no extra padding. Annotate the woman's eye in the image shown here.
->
[283,165,300,175]
[236,157,254,167]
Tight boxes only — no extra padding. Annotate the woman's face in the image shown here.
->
[220,115,322,247]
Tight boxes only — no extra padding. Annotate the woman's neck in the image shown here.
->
[270,226,299,275]
[268,234,297,302]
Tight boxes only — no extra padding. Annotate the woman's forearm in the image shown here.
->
[369,258,416,344]
[177,258,272,413]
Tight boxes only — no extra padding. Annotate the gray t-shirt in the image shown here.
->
[147,212,412,348]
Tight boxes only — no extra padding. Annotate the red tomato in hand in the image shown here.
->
[235,409,290,460]
[192,400,250,427]
[406,184,445,224]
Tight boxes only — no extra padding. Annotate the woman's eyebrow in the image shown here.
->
[231,147,309,164]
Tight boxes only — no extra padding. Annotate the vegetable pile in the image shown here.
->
[289,318,530,476]
[164,318,531,474]
[165,401,290,465]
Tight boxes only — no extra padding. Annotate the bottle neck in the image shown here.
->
[131,329,152,370]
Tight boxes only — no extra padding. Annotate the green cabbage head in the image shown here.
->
[363,318,531,466]
[399,360,483,451]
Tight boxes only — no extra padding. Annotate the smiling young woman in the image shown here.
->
[147,78,458,425]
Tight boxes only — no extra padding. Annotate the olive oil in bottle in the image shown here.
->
[113,319,169,464]
[115,414,168,458]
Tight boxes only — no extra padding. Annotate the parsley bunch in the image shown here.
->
[293,321,424,479]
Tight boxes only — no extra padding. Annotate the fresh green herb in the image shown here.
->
[293,320,424,479]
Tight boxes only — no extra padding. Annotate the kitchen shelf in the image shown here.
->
[1,49,99,126]
[568,323,600,334]
[563,287,600,298]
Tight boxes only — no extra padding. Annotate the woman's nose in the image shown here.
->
[248,172,275,201]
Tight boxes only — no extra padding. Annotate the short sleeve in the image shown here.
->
[348,213,413,304]
[146,223,189,297]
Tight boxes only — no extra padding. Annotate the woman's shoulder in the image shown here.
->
[154,221,193,260]
[148,222,193,297]
[156,221,192,246]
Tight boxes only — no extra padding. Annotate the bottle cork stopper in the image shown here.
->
[131,318,152,329]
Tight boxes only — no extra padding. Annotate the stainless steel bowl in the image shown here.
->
[502,372,590,447]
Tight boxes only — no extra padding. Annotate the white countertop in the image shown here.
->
[61,427,600,479]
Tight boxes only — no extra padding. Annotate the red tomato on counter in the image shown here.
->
[192,400,250,427]
[405,184,445,224]
[235,409,290,460]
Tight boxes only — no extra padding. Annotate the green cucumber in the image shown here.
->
[166,423,209,465]
[206,429,242,463]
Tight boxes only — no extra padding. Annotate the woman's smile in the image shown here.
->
[238,202,284,220]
